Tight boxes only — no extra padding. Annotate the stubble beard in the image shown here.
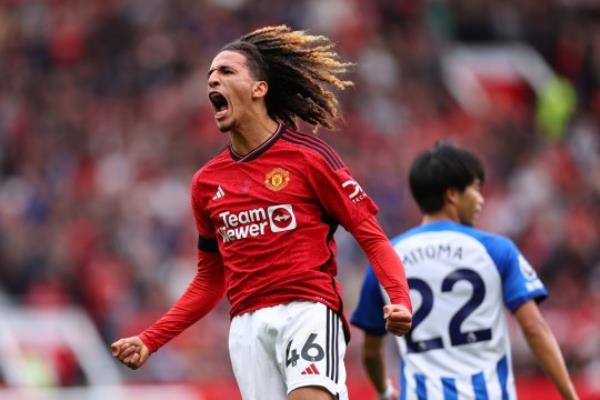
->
[216,118,235,133]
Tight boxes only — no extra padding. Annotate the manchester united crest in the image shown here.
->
[264,168,290,191]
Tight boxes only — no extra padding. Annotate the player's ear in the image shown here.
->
[251,80,268,100]
[445,187,461,206]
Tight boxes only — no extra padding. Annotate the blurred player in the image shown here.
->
[351,143,579,400]
[111,25,412,400]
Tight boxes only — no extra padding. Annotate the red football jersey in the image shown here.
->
[192,123,378,319]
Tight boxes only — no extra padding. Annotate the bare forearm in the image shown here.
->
[522,321,578,399]
[362,335,390,394]
[363,353,388,393]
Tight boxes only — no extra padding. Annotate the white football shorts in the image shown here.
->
[228,301,348,400]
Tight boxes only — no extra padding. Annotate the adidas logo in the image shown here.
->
[212,186,225,200]
[301,363,320,375]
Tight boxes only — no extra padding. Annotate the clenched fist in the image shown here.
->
[111,336,150,370]
[383,304,412,336]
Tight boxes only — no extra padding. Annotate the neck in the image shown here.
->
[228,113,279,156]
[421,208,458,225]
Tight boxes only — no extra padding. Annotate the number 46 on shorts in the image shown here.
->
[286,333,325,367]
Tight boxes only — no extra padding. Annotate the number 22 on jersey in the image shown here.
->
[406,268,492,353]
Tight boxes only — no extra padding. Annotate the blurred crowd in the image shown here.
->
[0,0,599,389]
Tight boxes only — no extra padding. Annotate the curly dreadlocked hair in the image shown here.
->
[221,25,353,132]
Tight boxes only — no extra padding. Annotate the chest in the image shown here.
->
[208,159,312,205]
[202,161,320,240]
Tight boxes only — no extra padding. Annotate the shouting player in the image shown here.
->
[111,25,412,400]
[351,143,579,400]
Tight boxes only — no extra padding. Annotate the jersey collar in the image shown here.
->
[229,122,284,162]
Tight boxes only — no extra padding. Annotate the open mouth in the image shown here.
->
[209,92,229,119]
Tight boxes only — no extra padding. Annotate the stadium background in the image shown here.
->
[0,0,598,399]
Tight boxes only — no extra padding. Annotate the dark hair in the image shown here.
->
[221,25,353,132]
[409,143,485,213]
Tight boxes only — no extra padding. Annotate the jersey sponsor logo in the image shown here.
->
[267,204,297,232]
[264,167,290,191]
[342,179,367,203]
[212,185,225,200]
[217,204,297,242]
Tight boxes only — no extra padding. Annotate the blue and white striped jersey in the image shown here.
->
[351,221,548,400]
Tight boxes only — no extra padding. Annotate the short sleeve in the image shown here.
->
[305,153,378,232]
[350,267,387,336]
[191,172,218,252]
[484,236,547,313]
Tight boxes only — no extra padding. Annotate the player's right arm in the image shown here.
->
[111,336,149,370]
[490,235,578,400]
[111,171,225,369]
[111,249,225,369]
[515,300,579,400]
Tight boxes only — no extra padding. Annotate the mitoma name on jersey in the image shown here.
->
[217,204,297,242]
[400,243,464,267]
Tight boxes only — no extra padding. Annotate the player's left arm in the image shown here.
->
[303,150,412,335]
[351,216,412,336]
[361,333,398,400]
[514,300,579,400]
